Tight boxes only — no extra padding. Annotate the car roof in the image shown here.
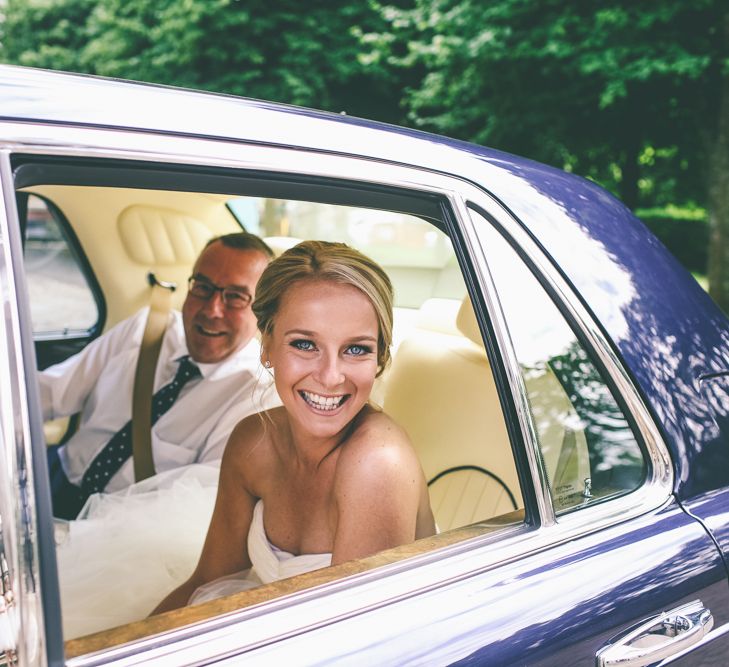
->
[0,63,516,168]
[3,64,729,494]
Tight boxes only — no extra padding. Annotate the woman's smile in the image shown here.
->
[299,390,350,412]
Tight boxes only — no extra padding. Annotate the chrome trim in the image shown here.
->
[31,330,91,343]
[596,599,713,667]
[667,620,729,658]
[1,120,673,502]
[0,121,674,664]
[448,193,556,525]
[0,148,46,665]
[2,123,673,514]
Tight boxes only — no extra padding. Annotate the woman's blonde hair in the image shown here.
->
[252,240,394,376]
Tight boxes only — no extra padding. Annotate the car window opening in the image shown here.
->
[19,171,528,655]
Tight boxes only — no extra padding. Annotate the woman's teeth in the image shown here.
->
[301,391,346,411]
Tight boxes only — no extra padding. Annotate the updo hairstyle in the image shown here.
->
[252,240,394,376]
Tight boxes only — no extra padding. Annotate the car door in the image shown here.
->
[228,198,729,666]
[0,115,727,666]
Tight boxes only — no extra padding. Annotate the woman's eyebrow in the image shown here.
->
[282,330,377,343]
[346,335,377,342]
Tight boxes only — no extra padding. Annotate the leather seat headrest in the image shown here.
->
[456,297,483,347]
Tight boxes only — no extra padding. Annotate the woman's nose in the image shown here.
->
[315,353,344,388]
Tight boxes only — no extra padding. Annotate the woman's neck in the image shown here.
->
[280,407,366,471]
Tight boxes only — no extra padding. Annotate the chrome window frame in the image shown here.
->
[0,148,50,666]
[0,121,673,665]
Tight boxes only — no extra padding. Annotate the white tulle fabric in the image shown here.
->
[188,500,332,605]
[55,464,220,639]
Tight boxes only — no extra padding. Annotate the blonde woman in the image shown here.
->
[154,240,435,612]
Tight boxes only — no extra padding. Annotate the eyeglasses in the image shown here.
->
[187,276,253,309]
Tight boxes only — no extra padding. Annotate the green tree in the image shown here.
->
[0,0,97,72]
[0,0,404,122]
[708,15,729,311]
[371,0,729,309]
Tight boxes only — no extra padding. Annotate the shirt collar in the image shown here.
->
[174,336,262,381]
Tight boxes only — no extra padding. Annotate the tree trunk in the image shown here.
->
[707,13,729,315]
[619,131,641,211]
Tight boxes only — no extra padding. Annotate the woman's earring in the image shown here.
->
[264,360,271,369]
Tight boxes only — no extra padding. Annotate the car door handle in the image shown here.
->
[596,599,713,667]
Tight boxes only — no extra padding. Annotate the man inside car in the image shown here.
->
[41,232,278,519]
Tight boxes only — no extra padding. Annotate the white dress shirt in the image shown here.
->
[40,308,280,492]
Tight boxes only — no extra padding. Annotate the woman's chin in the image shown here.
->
[290,397,363,441]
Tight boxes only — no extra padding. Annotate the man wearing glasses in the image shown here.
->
[41,233,278,519]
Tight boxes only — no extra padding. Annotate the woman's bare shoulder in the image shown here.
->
[330,408,433,563]
[336,409,420,483]
[223,407,286,470]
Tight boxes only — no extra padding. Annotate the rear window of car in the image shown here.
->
[469,208,647,513]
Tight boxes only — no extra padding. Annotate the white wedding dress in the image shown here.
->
[188,499,332,605]
[55,463,220,639]
[55,465,333,639]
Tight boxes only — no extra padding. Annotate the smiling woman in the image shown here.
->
[266,280,380,439]
[153,241,436,612]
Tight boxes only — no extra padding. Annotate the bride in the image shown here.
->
[153,240,435,613]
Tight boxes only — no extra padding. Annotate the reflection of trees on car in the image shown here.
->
[549,341,646,498]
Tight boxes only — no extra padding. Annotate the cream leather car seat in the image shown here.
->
[117,204,215,315]
[383,296,522,531]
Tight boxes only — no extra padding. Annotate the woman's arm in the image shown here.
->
[331,415,433,565]
[151,418,262,614]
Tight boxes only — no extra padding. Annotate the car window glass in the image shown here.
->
[470,209,646,513]
[23,194,98,334]
[228,196,466,309]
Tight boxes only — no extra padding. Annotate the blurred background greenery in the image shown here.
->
[1,0,727,310]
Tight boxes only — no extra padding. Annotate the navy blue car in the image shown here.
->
[0,65,728,666]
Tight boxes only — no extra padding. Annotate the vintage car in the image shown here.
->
[1,64,728,666]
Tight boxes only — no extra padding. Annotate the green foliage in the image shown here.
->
[1,0,727,300]
[370,0,724,210]
[0,0,97,72]
[0,0,402,118]
[638,211,709,274]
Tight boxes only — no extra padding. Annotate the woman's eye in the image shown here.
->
[291,339,316,352]
[346,344,373,356]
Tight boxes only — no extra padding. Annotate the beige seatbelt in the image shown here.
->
[132,272,176,482]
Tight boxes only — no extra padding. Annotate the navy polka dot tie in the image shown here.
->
[80,356,201,495]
